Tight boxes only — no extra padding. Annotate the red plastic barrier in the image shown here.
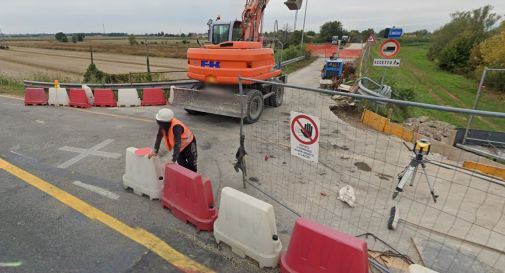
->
[24,88,48,106]
[68,89,91,108]
[306,43,363,59]
[280,218,368,273]
[93,89,117,107]
[141,88,166,106]
[161,164,217,231]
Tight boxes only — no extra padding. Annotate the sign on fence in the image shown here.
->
[379,39,401,58]
[290,112,320,163]
[373,58,401,67]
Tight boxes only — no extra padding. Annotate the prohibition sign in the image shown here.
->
[379,39,401,58]
[290,114,319,145]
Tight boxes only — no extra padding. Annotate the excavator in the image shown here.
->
[171,0,303,123]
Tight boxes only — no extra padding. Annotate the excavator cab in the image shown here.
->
[208,20,243,44]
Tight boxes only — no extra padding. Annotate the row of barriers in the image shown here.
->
[23,86,171,108]
[121,146,406,273]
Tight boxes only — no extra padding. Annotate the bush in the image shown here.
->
[55,32,68,42]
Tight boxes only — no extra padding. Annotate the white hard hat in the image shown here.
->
[155,108,174,122]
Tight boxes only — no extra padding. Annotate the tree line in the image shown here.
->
[428,5,504,91]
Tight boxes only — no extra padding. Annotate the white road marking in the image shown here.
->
[72,181,120,200]
[57,139,121,169]
[35,120,45,124]
[0,261,22,267]
[9,150,38,161]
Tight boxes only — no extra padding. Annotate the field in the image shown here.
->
[365,43,505,131]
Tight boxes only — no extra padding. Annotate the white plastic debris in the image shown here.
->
[82,85,94,105]
[338,185,356,207]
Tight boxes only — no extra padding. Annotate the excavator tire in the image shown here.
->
[266,80,284,107]
[244,89,264,124]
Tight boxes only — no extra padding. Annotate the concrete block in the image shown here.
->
[117,88,141,107]
[409,264,439,273]
[82,85,94,105]
[48,88,69,106]
[122,147,164,200]
[214,187,282,268]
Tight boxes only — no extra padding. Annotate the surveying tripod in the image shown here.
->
[392,139,439,203]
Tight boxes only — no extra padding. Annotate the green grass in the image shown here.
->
[0,75,24,96]
[365,43,505,131]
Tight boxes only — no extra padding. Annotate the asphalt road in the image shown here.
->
[0,94,271,273]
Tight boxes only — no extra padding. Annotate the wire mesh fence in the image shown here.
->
[238,77,505,273]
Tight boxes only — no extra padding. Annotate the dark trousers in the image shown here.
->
[178,138,197,172]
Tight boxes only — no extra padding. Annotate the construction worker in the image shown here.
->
[148,108,198,172]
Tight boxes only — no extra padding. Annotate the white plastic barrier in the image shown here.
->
[409,264,439,273]
[214,187,282,268]
[122,147,164,200]
[82,85,94,105]
[117,88,141,107]
[48,88,69,106]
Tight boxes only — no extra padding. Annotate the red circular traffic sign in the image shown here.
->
[290,114,319,145]
[379,39,401,58]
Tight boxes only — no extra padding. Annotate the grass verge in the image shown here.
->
[365,43,505,131]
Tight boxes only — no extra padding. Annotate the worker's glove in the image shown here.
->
[147,152,158,159]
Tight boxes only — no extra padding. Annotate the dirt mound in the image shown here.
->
[403,116,456,142]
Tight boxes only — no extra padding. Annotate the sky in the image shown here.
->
[0,0,504,34]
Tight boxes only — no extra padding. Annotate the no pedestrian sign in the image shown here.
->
[290,111,320,163]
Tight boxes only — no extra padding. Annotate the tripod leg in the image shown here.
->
[421,163,439,202]
[410,165,418,186]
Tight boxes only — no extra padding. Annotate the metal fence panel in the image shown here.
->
[238,77,505,273]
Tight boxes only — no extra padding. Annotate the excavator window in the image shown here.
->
[212,24,231,44]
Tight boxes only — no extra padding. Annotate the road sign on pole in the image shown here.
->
[379,39,401,58]
[373,58,401,67]
[290,111,319,163]
[386,28,403,39]
[367,35,376,43]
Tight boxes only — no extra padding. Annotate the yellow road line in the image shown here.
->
[0,158,215,273]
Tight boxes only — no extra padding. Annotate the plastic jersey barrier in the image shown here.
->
[122,147,165,200]
[141,88,167,106]
[68,89,91,108]
[214,187,282,268]
[93,89,117,107]
[117,88,141,107]
[48,88,69,106]
[24,88,48,106]
[280,218,368,273]
[161,164,217,231]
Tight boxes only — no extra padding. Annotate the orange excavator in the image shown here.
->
[171,0,303,123]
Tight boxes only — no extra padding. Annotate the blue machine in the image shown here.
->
[321,59,344,79]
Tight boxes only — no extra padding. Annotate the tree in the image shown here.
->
[361,28,375,39]
[472,22,505,91]
[77,33,85,42]
[55,32,68,42]
[128,34,138,45]
[317,21,345,43]
[428,5,501,72]
[71,35,78,43]
[306,30,316,37]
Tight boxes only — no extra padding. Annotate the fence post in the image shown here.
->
[463,67,488,145]
[238,77,247,189]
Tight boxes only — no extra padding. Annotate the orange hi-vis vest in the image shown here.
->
[162,118,194,152]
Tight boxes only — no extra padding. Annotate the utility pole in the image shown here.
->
[300,0,309,47]
[293,10,298,31]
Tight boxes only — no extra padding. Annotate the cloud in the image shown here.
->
[0,0,504,34]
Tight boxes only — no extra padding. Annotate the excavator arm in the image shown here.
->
[241,0,303,42]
